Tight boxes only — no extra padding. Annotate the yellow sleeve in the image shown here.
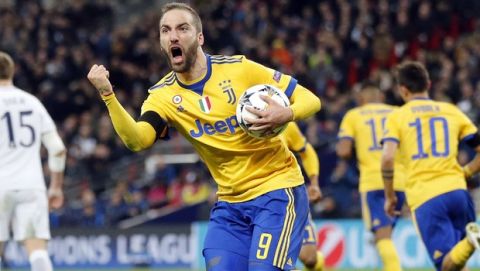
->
[299,143,320,179]
[244,58,321,120]
[338,110,356,140]
[244,58,294,92]
[289,84,321,120]
[284,123,319,178]
[382,111,401,144]
[102,94,157,152]
[283,123,306,151]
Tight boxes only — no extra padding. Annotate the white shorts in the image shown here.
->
[0,190,51,241]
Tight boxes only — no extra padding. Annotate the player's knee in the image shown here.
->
[301,253,317,269]
[29,249,53,271]
[300,246,318,268]
[374,226,393,242]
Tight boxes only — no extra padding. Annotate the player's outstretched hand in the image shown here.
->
[87,64,114,96]
[48,188,64,210]
[307,184,322,203]
[245,95,293,131]
[384,194,399,217]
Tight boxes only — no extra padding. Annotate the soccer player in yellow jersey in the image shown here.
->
[382,61,480,271]
[279,122,324,271]
[337,82,405,271]
[87,2,321,271]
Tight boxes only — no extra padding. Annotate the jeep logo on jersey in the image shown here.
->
[189,115,239,138]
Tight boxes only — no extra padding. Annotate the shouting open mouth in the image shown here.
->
[170,46,184,65]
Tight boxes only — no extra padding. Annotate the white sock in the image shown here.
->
[29,250,53,271]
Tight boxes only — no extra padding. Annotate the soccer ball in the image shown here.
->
[236,84,290,138]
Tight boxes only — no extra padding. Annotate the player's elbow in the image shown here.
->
[124,137,153,152]
[55,148,67,157]
[312,95,321,112]
[121,130,155,152]
[48,149,67,173]
[381,154,395,169]
[336,148,351,159]
[336,144,351,159]
[125,141,147,152]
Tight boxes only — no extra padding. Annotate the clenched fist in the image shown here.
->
[87,64,113,96]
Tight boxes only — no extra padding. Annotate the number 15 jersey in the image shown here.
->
[338,103,405,192]
[382,98,478,209]
[0,86,56,191]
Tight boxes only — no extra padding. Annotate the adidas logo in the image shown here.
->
[433,250,443,260]
[286,258,293,266]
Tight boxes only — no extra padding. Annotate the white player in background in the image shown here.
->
[0,51,66,271]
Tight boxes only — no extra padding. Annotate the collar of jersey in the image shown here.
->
[174,54,212,96]
[411,97,430,100]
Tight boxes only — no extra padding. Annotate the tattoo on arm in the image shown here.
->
[382,169,394,181]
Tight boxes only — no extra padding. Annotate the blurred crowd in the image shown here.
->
[2,0,480,227]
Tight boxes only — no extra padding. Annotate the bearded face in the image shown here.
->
[159,9,203,74]
[161,38,199,73]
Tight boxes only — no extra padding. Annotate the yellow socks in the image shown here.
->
[313,252,324,271]
[376,239,402,271]
[303,251,324,271]
[450,238,474,266]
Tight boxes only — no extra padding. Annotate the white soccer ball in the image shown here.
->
[236,84,290,138]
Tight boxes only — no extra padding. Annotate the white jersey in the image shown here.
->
[0,85,56,190]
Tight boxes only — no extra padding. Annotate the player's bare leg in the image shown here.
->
[23,238,53,271]
[299,244,323,271]
[375,226,402,271]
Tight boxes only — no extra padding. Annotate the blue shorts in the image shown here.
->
[361,190,405,232]
[303,214,317,245]
[203,185,309,271]
[413,189,476,271]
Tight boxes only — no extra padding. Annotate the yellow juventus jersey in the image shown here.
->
[142,54,304,202]
[338,103,405,192]
[279,122,306,153]
[382,98,478,209]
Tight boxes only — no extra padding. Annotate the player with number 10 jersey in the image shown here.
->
[383,99,476,209]
[382,61,480,270]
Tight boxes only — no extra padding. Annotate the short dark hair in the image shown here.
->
[395,61,430,93]
[360,80,380,92]
[160,2,202,33]
[0,51,14,80]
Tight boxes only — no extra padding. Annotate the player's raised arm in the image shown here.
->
[87,64,160,152]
